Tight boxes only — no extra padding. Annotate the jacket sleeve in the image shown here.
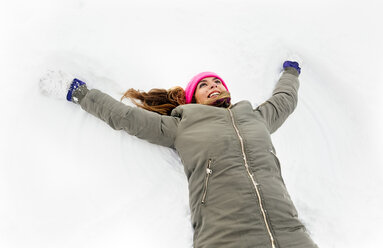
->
[79,89,180,148]
[254,68,300,134]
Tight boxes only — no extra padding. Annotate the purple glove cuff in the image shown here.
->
[66,78,86,102]
[283,61,301,75]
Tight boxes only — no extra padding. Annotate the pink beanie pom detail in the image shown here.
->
[184,72,229,104]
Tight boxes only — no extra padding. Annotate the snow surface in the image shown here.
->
[1,0,383,247]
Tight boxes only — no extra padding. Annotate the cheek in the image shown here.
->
[219,85,227,92]
[194,89,208,103]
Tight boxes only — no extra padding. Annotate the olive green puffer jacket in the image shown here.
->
[79,68,318,248]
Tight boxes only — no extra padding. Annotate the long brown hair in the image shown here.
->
[121,86,232,116]
[121,87,186,115]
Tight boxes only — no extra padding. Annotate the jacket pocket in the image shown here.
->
[269,147,281,171]
[269,147,289,187]
[201,159,213,205]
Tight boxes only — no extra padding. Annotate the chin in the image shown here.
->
[203,91,231,108]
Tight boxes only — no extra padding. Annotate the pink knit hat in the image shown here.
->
[185,72,229,104]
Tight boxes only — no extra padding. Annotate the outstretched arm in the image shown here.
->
[79,88,179,148]
[38,73,180,149]
[254,62,301,134]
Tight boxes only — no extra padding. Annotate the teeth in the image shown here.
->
[209,92,220,98]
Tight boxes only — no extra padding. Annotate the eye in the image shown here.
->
[215,80,221,84]
[199,83,207,88]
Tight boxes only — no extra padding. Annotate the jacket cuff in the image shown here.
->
[72,85,90,104]
[284,67,300,77]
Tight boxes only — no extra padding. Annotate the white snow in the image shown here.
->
[1,0,382,247]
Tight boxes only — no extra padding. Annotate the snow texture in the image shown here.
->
[1,0,382,248]
[39,70,74,100]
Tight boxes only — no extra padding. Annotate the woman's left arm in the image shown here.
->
[253,62,301,134]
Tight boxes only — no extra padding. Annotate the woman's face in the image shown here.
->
[194,77,227,104]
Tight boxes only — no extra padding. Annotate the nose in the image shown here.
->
[210,82,218,88]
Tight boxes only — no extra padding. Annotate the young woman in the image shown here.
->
[48,61,318,248]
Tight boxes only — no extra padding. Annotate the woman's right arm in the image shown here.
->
[79,89,180,149]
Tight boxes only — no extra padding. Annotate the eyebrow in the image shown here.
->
[199,77,218,83]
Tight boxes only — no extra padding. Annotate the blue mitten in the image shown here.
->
[66,78,89,104]
[283,61,301,75]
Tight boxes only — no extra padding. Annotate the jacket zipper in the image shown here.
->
[227,108,276,248]
[201,159,212,205]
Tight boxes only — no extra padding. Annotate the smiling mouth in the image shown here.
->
[208,92,220,98]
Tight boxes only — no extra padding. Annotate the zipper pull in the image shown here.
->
[201,159,213,205]
[207,159,212,172]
